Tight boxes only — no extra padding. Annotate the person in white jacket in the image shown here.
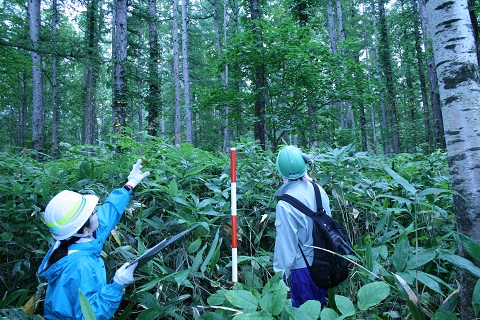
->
[273,145,332,308]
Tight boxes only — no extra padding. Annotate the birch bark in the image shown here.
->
[426,1,480,318]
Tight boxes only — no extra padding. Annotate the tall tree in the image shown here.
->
[378,0,401,153]
[173,0,182,145]
[418,0,446,150]
[411,0,432,153]
[181,0,192,144]
[83,0,100,145]
[28,0,44,154]
[51,0,59,158]
[425,1,480,319]
[147,0,160,137]
[112,0,128,138]
[250,0,266,150]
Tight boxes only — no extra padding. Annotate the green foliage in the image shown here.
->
[0,141,477,319]
[79,289,96,320]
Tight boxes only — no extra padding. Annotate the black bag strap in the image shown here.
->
[278,182,325,218]
[278,182,326,267]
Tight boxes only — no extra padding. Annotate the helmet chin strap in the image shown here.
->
[71,229,93,238]
[71,214,95,238]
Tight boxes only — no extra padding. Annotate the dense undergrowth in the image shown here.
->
[1,138,479,319]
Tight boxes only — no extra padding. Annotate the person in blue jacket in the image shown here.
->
[273,146,332,308]
[38,159,150,320]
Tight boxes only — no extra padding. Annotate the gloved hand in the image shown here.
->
[126,159,150,189]
[113,262,137,286]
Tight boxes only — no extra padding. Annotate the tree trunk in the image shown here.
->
[327,0,337,53]
[426,1,480,319]
[418,0,446,150]
[378,0,401,153]
[212,0,230,152]
[112,0,128,139]
[181,0,192,144]
[51,0,59,158]
[147,0,160,137]
[173,0,182,145]
[411,0,432,153]
[250,0,266,150]
[28,0,44,154]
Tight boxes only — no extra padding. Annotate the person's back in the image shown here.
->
[273,146,331,308]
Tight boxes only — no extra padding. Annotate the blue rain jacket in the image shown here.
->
[38,187,132,320]
[273,180,332,278]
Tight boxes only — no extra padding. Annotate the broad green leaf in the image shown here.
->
[406,300,426,320]
[392,235,410,272]
[335,295,356,316]
[78,289,96,320]
[185,165,207,178]
[440,252,480,278]
[191,244,208,272]
[297,300,321,319]
[383,165,417,194]
[172,196,191,208]
[233,311,274,320]
[473,279,480,316]
[406,248,436,270]
[458,233,480,263]
[259,278,287,315]
[207,290,227,306]
[226,290,259,312]
[357,281,390,310]
[365,243,373,270]
[320,308,339,320]
[201,227,220,273]
[415,271,443,295]
[187,238,202,253]
[173,269,190,287]
[169,179,179,196]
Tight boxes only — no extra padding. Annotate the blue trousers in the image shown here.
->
[290,267,327,308]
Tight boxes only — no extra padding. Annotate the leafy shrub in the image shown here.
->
[1,140,477,319]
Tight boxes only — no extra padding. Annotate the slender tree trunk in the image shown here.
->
[181,0,192,144]
[380,94,390,154]
[418,0,446,150]
[84,0,99,146]
[51,0,59,158]
[28,0,44,154]
[173,0,182,145]
[210,1,229,152]
[411,0,432,153]
[250,0,266,150]
[426,1,480,319]
[21,73,28,147]
[327,0,337,53]
[468,0,480,66]
[112,0,128,139]
[147,0,160,136]
[378,0,401,153]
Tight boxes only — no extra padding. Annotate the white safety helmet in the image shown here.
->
[43,190,99,240]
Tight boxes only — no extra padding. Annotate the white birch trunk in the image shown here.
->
[426,1,480,319]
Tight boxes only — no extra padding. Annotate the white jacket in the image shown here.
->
[273,180,332,278]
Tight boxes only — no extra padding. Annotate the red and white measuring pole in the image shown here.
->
[230,148,238,286]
